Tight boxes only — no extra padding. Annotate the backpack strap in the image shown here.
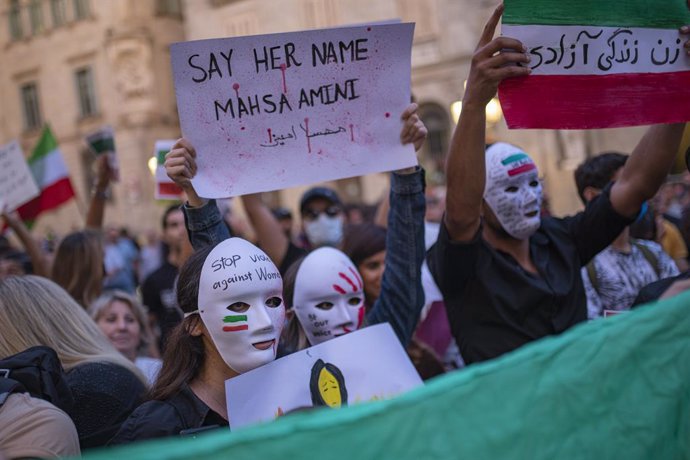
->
[0,377,25,407]
[632,239,661,278]
[585,259,600,295]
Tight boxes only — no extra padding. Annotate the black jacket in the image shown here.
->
[108,385,228,444]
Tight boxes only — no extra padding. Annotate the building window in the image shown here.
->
[75,67,98,117]
[9,0,23,40]
[21,83,43,131]
[51,0,67,26]
[156,0,182,17]
[29,0,44,35]
[73,0,89,20]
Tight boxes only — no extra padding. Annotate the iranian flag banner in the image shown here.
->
[16,126,75,225]
[499,0,690,129]
[153,139,183,200]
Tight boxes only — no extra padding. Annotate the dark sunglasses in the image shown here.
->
[302,205,341,221]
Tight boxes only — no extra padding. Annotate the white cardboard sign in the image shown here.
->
[225,323,423,429]
[0,141,40,211]
[170,23,416,198]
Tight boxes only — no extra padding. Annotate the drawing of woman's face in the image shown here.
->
[292,247,365,345]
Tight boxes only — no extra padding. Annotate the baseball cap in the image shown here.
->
[299,187,342,214]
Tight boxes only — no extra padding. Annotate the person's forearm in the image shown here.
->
[612,123,685,217]
[4,216,48,276]
[444,105,487,240]
[85,185,108,229]
[241,194,288,268]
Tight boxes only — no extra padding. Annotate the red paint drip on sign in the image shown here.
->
[279,63,287,94]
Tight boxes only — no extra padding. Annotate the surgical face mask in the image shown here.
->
[292,247,366,345]
[195,238,285,374]
[303,214,343,247]
[484,143,543,240]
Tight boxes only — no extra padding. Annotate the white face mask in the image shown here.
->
[484,143,543,240]
[303,214,343,247]
[196,238,284,374]
[293,247,366,345]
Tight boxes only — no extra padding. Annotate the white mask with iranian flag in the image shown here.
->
[292,247,366,345]
[196,238,285,374]
[484,143,543,240]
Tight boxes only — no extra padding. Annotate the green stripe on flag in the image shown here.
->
[80,291,690,460]
[89,137,115,154]
[503,0,690,28]
[29,125,58,163]
[157,149,168,165]
[223,315,248,323]
[501,153,528,165]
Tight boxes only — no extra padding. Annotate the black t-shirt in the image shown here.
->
[427,185,634,364]
[141,261,181,346]
[279,241,308,275]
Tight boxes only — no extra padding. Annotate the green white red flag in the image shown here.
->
[499,0,690,129]
[154,140,183,200]
[15,126,75,226]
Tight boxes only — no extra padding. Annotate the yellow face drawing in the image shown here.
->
[310,359,348,408]
[318,367,342,408]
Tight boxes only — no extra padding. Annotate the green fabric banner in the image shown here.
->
[84,291,690,459]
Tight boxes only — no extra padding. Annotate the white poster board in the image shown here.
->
[226,323,422,429]
[170,23,416,198]
[0,141,40,211]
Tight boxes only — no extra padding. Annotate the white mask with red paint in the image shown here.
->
[196,238,284,374]
[292,247,366,345]
[484,143,543,240]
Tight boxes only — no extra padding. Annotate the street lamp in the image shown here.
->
[450,97,503,125]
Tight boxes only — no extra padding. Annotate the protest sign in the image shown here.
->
[85,126,120,181]
[226,323,422,429]
[498,0,690,129]
[170,23,416,198]
[153,140,184,200]
[0,141,40,212]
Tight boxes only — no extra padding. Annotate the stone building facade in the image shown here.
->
[0,0,649,236]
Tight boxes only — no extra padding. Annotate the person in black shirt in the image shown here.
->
[427,5,688,364]
[141,204,189,348]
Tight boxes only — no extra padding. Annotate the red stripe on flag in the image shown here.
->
[16,178,75,222]
[507,163,536,176]
[223,325,249,332]
[498,71,690,129]
[158,182,183,197]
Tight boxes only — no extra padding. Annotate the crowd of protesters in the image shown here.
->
[1,6,689,458]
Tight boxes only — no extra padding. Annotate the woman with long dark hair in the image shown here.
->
[110,237,284,443]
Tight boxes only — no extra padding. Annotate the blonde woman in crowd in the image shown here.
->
[0,276,147,449]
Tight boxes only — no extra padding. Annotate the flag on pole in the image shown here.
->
[498,0,690,129]
[15,125,75,226]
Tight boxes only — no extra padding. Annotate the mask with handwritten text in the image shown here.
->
[198,238,284,373]
[293,247,365,345]
[484,143,542,240]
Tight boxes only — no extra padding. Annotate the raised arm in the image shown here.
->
[366,103,428,346]
[85,155,115,229]
[241,193,290,269]
[445,4,530,241]
[609,123,685,218]
[165,138,230,249]
[1,205,48,277]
